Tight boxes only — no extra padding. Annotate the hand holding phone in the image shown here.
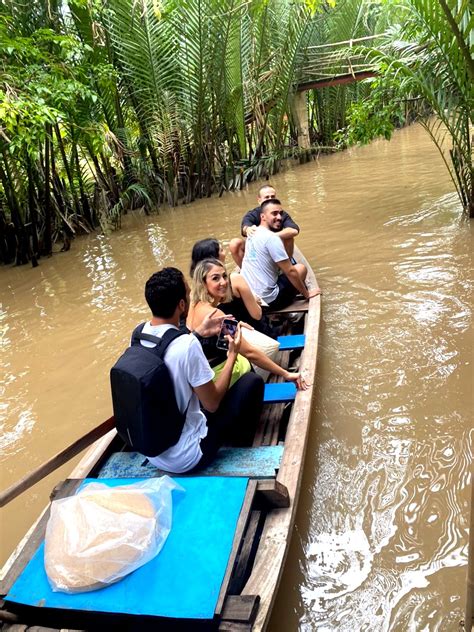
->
[216,318,238,351]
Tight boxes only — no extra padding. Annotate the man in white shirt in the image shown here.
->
[139,267,264,473]
[229,184,300,268]
[241,199,321,311]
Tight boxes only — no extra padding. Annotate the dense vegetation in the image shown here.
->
[342,0,473,219]
[0,0,472,266]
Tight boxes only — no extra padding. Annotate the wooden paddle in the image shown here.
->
[0,416,116,508]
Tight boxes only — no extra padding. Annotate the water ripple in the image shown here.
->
[301,427,471,631]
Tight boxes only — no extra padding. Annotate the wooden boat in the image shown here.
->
[0,248,321,631]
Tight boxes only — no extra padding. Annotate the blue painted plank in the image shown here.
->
[6,477,248,620]
[97,446,284,479]
[277,334,306,350]
[264,382,297,403]
[202,446,283,476]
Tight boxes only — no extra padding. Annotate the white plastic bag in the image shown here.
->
[44,476,183,593]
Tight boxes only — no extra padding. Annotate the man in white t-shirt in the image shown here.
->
[241,199,321,310]
[229,184,300,268]
[138,267,264,473]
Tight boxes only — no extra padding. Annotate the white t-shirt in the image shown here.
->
[240,226,288,303]
[139,323,214,473]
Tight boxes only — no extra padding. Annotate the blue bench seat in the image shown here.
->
[6,477,249,621]
[276,334,305,351]
[98,445,284,479]
[263,382,297,403]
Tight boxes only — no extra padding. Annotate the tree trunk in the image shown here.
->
[54,124,81,217]
[43,123,53,256]
[26,154,39,266]
[0,153,29,265]
[73,145,94,228]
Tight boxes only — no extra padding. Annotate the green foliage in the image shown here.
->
[335,73,406,146]
[2,0,331,264]
[310,0,473,216]
[100,182,154,232]
[354,0,473,215]
[102,0,318,198]
[6,0,471,267]
[0,20,101,157]
[0,4,119,262]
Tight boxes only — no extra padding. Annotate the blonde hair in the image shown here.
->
[191,258,232,305]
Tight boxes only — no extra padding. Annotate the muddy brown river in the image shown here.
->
[1,123,472,631]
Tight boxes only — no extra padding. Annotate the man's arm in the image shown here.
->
[191,308,231,339]
[241,209,260,237]
[277,227,298,241]
[281,211,299,233]
[193,326,241,412]
[276,259,320,299]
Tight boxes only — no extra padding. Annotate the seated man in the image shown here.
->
[229,184,299,268]
[240,199,321,311]
[140,267,264,473]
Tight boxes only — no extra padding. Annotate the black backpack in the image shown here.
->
[110,324,188,457]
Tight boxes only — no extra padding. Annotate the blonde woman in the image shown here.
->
[187,259,307,389]
[190,237,265,331]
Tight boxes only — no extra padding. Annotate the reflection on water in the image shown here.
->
[0,407,35,455]
[83,236,120,313]
[146,224,174,264]
[0,124,471,631]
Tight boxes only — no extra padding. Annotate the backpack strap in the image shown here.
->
[132,325,186,359]
[130,323,146,345]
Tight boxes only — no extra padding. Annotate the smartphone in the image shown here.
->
[216,318,238,351]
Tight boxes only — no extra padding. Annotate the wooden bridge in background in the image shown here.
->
[292,34,382,148]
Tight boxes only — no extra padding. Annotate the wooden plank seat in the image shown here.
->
[276,334,305,350]
[266,297,309,315]
[96,446,284,479]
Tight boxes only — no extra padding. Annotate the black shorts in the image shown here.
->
[267,274,297,311]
